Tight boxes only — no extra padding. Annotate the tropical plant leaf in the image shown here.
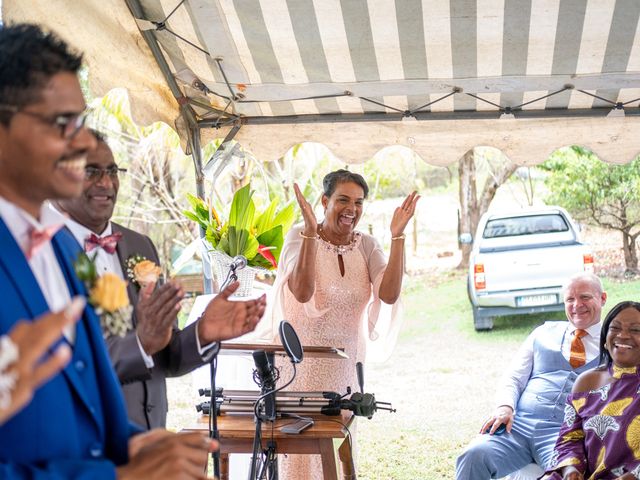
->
[219,226,259,259]
[228,184,255,232]
[205,225,220,247]
[256,225,284,266]
[254,199,279,236]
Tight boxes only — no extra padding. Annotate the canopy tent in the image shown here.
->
[5,0,640,167]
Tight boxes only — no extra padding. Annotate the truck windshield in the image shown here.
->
[483,214,569,238]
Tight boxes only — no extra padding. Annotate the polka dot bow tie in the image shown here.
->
[84,232,123,254]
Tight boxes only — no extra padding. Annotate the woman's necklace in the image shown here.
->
[317,225,360,255]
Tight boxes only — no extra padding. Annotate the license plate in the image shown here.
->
[517,294,557,307]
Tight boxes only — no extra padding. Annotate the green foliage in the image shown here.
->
[183,184,294,270]
[74,251,98,285]
[540,146,640,229]
[228,185,256,232]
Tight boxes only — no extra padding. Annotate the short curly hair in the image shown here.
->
[0,23,83,123]
[322,169,369,199]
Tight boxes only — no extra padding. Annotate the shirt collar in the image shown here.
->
[0,197,66,253]
[56,208,112,246]
[568,321,602,338]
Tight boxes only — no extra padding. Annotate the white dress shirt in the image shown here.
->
[495,321,602,410]
[0,197,75,342]
[62,217,156,367]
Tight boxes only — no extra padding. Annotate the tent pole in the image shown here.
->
[188,122,215,295]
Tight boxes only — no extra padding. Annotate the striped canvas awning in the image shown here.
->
[5,0,640,165]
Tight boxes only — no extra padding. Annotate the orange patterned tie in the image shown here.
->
[569,329,588,368]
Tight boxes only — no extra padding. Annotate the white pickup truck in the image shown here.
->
[465,207,594,331]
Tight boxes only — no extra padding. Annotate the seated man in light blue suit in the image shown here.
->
[456,272,607,480]
[0,23,223,479]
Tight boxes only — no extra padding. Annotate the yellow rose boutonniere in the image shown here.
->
[126,255,162,289]
[75,252,133,337]
[90,273,130,312]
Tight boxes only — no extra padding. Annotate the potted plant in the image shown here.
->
[184,184,294,294]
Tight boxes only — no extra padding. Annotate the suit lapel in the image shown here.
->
[50,232,105,433]
[113,224,140,319]
[0,219,50,319]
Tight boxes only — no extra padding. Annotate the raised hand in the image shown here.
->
[117,431,215,480]
[293,183,317,236]
[135,280,184,356]
[390,191,420,237]
[197,281,267,344]
[1,296,84,425]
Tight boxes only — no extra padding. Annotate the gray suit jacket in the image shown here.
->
[107,222,215,429]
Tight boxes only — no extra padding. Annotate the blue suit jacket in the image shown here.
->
[0,219,138,479]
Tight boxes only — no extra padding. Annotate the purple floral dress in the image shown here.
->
[543,365,640,479]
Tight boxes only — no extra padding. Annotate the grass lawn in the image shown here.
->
[166,271,638,479]
[356,272,640,480]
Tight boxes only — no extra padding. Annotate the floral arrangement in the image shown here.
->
[126,254,163,289]
[74,252,132,337]
[183,184,295,270]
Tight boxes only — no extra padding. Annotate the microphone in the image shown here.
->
[252,350,277,420]
[229,255,247,271]
[356,362,364,393]
[252,350,276,390]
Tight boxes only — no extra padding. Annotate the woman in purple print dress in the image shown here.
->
[543,301,640,480]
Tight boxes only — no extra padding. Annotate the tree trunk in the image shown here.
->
[621,229,639,273]
[457,150,479,269]
[457,150,519,269]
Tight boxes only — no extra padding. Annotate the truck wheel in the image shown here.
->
[473,307,494,331]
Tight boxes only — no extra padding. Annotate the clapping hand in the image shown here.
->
[118,430,215,480]
[1,296,84,424]
[293,183,317,236]
[197,281,267,344]
[135,280,184,356]
[390,191,420,237]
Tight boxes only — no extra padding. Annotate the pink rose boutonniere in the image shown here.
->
[126,254,162,289]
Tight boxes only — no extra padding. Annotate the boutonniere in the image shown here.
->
[126,254,162,289]
[75,252,132,337]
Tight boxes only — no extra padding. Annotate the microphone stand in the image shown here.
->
[249,352,279,480]
[209,261,240,478]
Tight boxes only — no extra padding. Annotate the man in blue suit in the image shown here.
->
[0,23,264,479]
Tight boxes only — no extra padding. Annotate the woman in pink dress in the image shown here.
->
[272,169,419,479]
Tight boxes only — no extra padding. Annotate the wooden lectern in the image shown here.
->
[184,412,355,480]
[187,342,355,479]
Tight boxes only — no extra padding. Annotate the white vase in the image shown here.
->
[209,250,258,297]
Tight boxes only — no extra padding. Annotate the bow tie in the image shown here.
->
[84,232,123,254]
[27,224,63,260]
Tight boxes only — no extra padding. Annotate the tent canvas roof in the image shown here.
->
[5,0,640,165]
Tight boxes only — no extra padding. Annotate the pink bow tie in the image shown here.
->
[84,232,122,254]
[27,224,63,260]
